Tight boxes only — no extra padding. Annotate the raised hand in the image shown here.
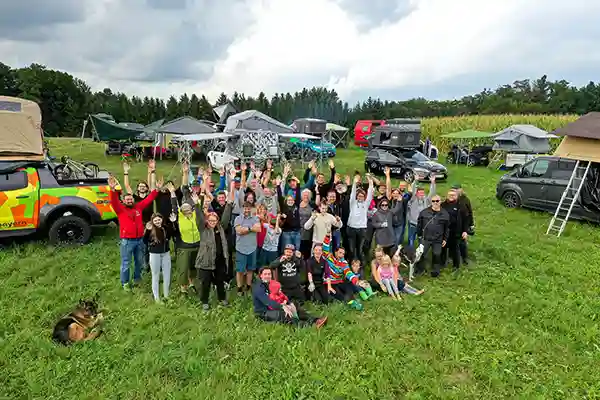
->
[328,159,335,169]
[344,175,351,186]
[266,159,273,169]
[241,163,247,171]
[166,182,175,193]
[275,176,282,186]
[148,159,156,171]
[156,177,164,189]
[190,191,200,204]
[385,166,391,176]
[182,162,189,173]
[354,174,361,184]
[250,161,256,171]
[229,167,237,179]
[255,169,263,179]
[122,162,130,174]
[308,160,315,169]
[169,213,177,222]
[219,166,225,176]
[145,222,153,230]
[108,175,118,189]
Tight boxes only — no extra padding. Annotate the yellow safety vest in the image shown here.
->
[178,210,200,244]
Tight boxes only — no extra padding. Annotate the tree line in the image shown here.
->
[1,62,600,137]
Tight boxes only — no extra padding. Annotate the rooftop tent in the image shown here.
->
[292,118,327,135]
[368,124,421,149]
[441,129,494,139]
[492,124,557,154]
[158,116,217,135]
[95,113,115,122]
[213,103,238,125]
[0,96,44,161]
[225,110,293,133]
[326,122,348,132]
[89,114,144,141]
[554,113,600,163]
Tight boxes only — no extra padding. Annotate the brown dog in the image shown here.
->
[52,296,104,346]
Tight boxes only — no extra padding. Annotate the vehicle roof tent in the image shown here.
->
[554,112,600,163]
[0,96,44,161]
[367,124,421,149]
[213,102,238,125]
[492,124,557,154]
[292,118,327,135]
[224,110,293,133]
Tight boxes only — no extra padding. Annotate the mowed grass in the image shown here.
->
[2,138,600,399]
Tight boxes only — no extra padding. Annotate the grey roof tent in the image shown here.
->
[158,116,217,135]
[213,102,238,125]
[292,118,327,135]
[492,124,558,154]
[225,110,293,133]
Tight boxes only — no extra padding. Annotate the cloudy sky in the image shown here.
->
[1,0,598,103]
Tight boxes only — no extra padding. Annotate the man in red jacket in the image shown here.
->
[109,175,160,291]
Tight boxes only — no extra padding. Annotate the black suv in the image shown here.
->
[495,155,600,222]
[364,148,447,182]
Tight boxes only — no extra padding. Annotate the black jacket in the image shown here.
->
[458,194,473,227]
[252,280,282,315]
[417,207,450,243]
[270,255,303,290]
[277,185,301,232]
[442,200,468,237]
[307,256,327,284]
[143,225,174,254]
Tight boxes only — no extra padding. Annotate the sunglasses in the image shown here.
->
[380,203,389,207]
[431,199,441,203]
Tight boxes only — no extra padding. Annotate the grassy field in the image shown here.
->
[2,138,600,399]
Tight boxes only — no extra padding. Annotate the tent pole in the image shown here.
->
[79,117,89,153]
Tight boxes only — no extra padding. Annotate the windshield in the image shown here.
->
[403,150,430,162]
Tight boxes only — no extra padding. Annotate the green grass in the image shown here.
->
[2,138,600,399]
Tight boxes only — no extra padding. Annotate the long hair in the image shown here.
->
[149,213,165,244]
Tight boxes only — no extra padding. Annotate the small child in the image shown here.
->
[260,213,282,267]
[378,255,402,301]
[392,254,425,296]
[350,259,375,301]
[268,280,298,318]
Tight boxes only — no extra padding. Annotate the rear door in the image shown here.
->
[517,158,551,209]
[0,168,40,231]
[544,159,575,209]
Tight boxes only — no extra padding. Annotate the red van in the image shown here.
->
[354,120,385,147]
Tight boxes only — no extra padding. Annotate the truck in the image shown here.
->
[0,161,117,245]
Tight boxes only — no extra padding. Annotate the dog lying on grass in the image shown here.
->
[52,295,104,346]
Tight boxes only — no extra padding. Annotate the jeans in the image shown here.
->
[331,230,341,250]
[416,240,443,277]
[120,238,144,285]
[281,230,301,250]
[347,227,366,264]
[394,222,406,247]
[381,278,400,296]
[149,252,172,300]
[407,223,418,248]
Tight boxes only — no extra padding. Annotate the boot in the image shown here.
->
[358,290,369,301]
[365,285,375,299]
[348,300,363,311]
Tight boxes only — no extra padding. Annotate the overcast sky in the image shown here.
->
[1,0,598,103]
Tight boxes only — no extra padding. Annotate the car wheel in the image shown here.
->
[467,156,476,167]
[403,170,415,183]
[446,153,455,164]
[48,215,92,245]
[370,161,378,171]
[502,190,521,208]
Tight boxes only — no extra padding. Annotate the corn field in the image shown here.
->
[422,114,578,151]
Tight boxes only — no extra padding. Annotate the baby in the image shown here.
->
[350,259,375,301]
[268,280,298,318]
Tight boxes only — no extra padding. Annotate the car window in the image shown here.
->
[380,151,399,162]
[367,150,379,158]
[551,160,575,179]
[0,171,28,191]
[522,159,550,178]
[402,150,429,162]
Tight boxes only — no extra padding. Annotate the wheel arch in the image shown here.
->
[39,198,101,230]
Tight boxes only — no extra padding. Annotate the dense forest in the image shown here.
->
[1,62,600,137]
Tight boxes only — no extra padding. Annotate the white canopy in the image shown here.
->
[171,132,233,141]
[279,133,320,140]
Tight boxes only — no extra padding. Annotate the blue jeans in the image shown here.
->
[281,231,301,250]
[120,238,144,285]
[394,225,404,247]
[407,223,418,248]
[332,230,341,250]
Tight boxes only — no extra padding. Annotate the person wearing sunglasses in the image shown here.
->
[415,194,450,278]
[371,198,403,256]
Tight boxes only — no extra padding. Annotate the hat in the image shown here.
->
[451,183,462,189]
[285,243,295,250]
[287,176,300,182]
[233,177,241,182]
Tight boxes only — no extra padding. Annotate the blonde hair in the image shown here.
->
[374,246,384,256]
[381,255,392,267]
[392,255,401,266]
[301,189,312,200]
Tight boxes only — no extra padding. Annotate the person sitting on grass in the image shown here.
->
[108,174,160,291]
[306,244,328,303]
[350,259,375,301]
[377,255,403,301]
[268,280,298,319]
[252,267,328,329]
[391,251,425,296]
[191,180,234,311]
[269,244,305,305]
[322,232,363,311]
[143,212,176,303]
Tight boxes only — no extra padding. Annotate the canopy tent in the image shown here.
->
[492,124,558,154]
[158,116,217,135]
[171,132,233,142]
[326,122,348,132]
[225,110,293,133]
[325,122,349,148]
[441,129,494,139]
[554,113,600,163]
[0,96,44,161]
[87,114,144,141]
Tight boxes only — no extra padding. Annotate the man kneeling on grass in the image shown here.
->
[252,268,327,328]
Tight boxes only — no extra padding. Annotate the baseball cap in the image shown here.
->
[233,177,241,182]
[285,244,295,250]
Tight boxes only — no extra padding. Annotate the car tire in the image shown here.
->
[403,170,415,183]
[502,190,521,209]
[370,161,378,171]
[446,153,455,164]
[48,215,92,245]
[467,156,476,167]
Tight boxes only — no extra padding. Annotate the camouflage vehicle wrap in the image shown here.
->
[0,167,116,234]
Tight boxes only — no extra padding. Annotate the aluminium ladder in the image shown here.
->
[546,160,591,237]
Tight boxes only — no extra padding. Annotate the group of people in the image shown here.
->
[107,157,474,328]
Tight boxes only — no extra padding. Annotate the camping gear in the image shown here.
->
[0,96,44,161]
[224,110,293,133]
[367,124,421,149]
[492,125,557,154]
[547,113,600,237]
[326,122,349,148]
[292,118,327,135]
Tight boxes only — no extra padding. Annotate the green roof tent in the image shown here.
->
[441,129,494,139]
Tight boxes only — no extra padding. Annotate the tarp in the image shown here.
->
[492,125,557,153]
[91,114,144,141]
[0,96,44,161]
[553,112,600,139]
[225,110,293,133]
[158,116,216,135]
[326,122,348,132]
[441,129,493,139]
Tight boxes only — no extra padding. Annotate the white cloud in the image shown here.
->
[1,0,599,102]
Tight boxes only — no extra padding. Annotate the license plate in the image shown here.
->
[436,174,445,178]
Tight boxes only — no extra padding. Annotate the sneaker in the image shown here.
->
[315,316,328,329]
[237,287,244,297]
[202,304,210,312]
[123,283,131,292]
[430,271,440,278]
[155,299,163,305]
[221,300,229,307]
[180,286,188,294]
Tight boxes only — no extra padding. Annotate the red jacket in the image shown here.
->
[110,189,159,239]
